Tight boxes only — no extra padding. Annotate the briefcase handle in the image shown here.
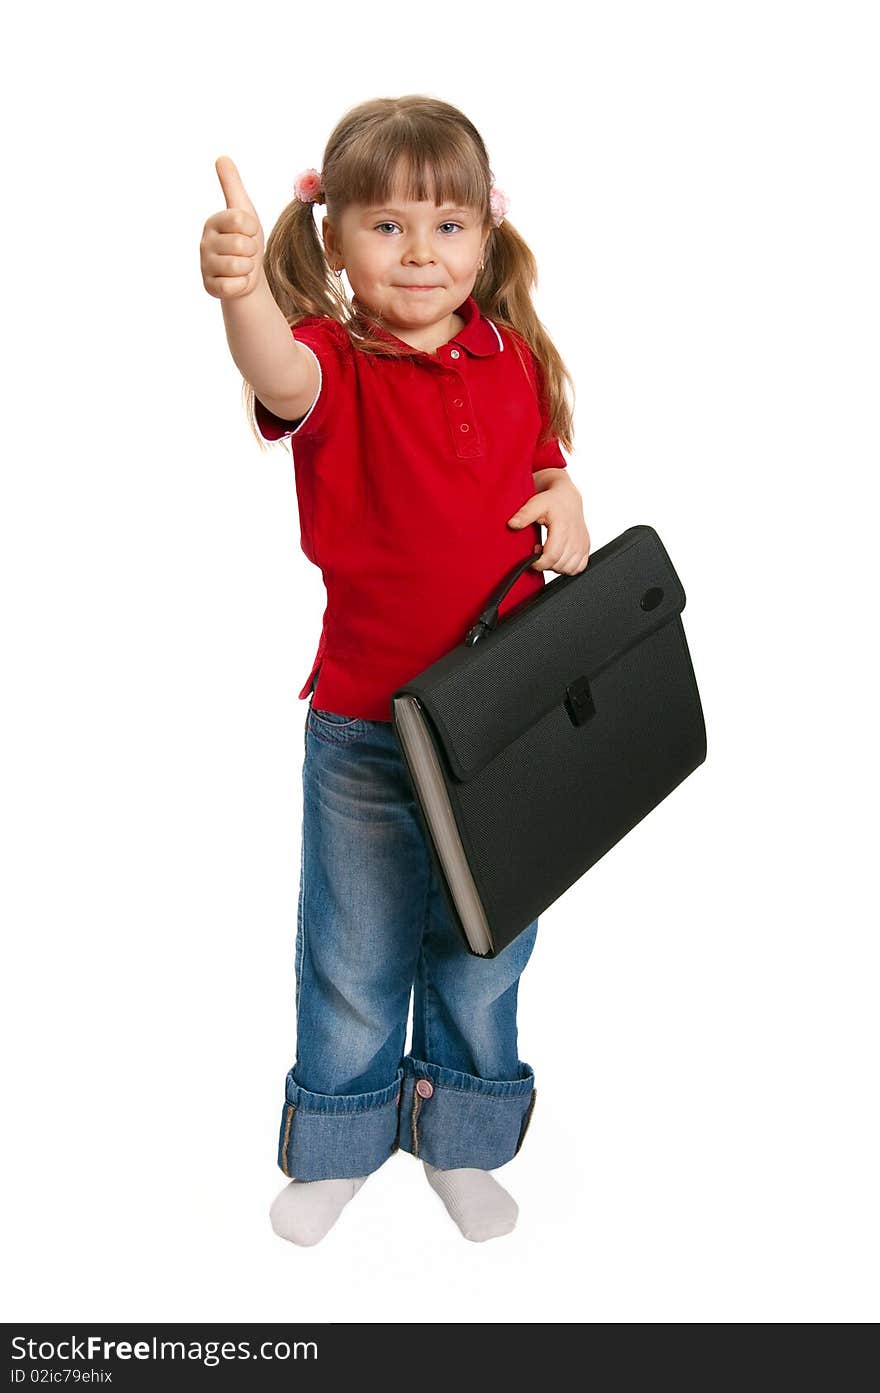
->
[465,549,545,646]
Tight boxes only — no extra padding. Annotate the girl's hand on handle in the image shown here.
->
[200,156,266,300]
[507,470,590,575]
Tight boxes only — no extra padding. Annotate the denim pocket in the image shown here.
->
[311,708,360,727]
[307,707,370,745]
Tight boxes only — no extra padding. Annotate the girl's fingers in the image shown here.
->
[207,254,257,278]
[211,230,260,255]
[204,274,251,296]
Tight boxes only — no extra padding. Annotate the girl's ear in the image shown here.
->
[321,215,338,261]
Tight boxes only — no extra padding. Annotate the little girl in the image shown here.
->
[200,94,590,1246]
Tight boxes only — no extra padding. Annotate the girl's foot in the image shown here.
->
[422,1161,518,1241]
[269,1175,367,1246]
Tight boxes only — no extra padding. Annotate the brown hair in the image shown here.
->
[245,94,575,454]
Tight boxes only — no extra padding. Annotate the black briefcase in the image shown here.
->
[390,524,707,958]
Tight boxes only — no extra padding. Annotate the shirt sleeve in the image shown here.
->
[254,316,349,442]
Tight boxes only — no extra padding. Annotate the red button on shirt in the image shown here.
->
[255,294,568,721]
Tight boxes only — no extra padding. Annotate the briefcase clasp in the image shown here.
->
[564,675,596,727]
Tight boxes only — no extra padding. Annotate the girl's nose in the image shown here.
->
[404,240,435,264]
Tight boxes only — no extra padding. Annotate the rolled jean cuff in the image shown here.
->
[397,1054,537,1171]
[277,1066,404,1181]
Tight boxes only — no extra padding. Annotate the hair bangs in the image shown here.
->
[329,129,489,222]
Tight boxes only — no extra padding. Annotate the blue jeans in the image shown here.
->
[276,697,540,1182]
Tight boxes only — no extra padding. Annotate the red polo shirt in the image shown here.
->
[255,293,568,721]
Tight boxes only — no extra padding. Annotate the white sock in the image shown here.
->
[269,1175,368,1246]
[422,1161,518,1242]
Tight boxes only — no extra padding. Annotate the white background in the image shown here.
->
[3,0,877,1324]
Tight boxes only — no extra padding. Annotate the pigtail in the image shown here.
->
[475,219,575,455]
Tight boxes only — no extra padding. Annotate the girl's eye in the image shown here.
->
[374,222,463,234]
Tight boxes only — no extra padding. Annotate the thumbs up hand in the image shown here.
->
[200,156,266,299]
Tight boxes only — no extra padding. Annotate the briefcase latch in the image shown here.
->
[564,675,596,727]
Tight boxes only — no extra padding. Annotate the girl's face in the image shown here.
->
[323,187,489,341]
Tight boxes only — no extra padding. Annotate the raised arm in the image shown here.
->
[221,272,319,421]
[201,156,320,420]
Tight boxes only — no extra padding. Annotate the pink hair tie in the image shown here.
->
[489,184,509,228]
[293,168,324,204]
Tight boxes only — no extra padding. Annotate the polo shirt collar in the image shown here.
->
[350,293,501,358]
